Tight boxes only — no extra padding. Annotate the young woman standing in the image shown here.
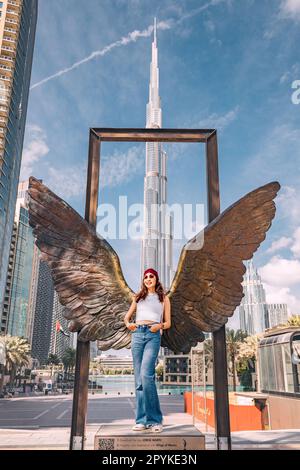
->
[124,268,171,433]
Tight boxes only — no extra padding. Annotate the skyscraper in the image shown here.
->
[50,291,74,361]
[0,0,38,311]
[141,18,174,290]
[31,260,55,365]
[239,260,269,335]
[2,180,39,339]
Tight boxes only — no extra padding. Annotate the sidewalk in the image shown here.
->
[0,411,198,450]
[1,393,299,450]
[1,419,299,450]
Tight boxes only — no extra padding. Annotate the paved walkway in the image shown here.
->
[0,394,299,450]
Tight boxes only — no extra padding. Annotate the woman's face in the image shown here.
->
[143,273,156,289]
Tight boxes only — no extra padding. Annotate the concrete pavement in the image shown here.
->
[0,393,299,450]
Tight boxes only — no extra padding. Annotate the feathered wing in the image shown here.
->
[162,182,280,354]
[27,177,134,350]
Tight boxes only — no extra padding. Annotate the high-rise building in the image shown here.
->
[2,180,39,339]
[141,18,174,290]
[31,260,55,365]
[267,303,288,329]
[0,0,38,312]
[50,291,74,361]
[239,260,269,335]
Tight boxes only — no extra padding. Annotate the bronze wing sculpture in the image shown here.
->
[27,177,280,353]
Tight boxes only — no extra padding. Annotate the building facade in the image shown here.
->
[239,260,269,335]
[141,18,174,290]
[97,354,133,371]
[31,260,55,365]
[0,0,38,312]
[2,180,39,339]
[49,291,74,361]
[267,303,288,329]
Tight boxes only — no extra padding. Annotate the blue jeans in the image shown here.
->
[131,325,163,425]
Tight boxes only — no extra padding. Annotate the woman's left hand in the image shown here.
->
[149,324,162,333]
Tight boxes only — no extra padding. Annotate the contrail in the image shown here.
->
[30,0,228,90]
[30,21,171,90]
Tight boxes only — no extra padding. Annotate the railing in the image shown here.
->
[3,37,16,44]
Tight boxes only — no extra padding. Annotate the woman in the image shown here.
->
[124,268,171,433]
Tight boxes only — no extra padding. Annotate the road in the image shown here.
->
[0,393,185,429]
[1,394,300,450]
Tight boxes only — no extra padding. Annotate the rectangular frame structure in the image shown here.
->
[70,128,231,450]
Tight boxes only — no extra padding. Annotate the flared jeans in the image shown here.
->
[131,325,163,425]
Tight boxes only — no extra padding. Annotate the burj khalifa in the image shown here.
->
[141,19,174,290]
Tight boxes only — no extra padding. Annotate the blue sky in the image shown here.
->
[21,0,300,331]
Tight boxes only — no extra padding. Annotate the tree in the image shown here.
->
[47,354,60,366]
[0,335,31,391]
[62,348,76,374]
[287,315,300,327]
[237,334,262,365]
[226,328,248,391]
[236,334,263,390]
[155,363,164,380]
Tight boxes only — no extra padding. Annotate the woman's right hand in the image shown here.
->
[127,323,137,331]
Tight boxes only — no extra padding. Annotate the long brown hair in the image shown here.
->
[135,275,165,303]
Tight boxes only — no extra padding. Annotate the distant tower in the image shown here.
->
[239,260,269,335]
[141,18,173,290]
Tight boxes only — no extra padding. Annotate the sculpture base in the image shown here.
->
[94,424,205,450]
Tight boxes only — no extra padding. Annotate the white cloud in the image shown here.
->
[260,228,300,314]
[20,125,49,180]
[280,63,300,84]
[44,146,144,200]
[259,256,300,287]
[101,146,144,188]
[279,0,300,22]
[267,236,292,253]
[195,106,240,131]
[277,186,300,227]
[291,227,300,257]
[204,20,216,32]
[263,283,300,314]
[46,165,86,199]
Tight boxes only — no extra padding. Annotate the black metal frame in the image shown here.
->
[69,127,231,450]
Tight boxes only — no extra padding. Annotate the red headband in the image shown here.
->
[143,268,159,280]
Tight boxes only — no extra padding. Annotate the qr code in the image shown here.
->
[98,438,115,450]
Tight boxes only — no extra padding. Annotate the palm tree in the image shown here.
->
[0,335,31,392]
[47,354,60,366]
[46,353,60,379]
[226,328,248,392]
[287,315,300,327]
[62,348,76,375]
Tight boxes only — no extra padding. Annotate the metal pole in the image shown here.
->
[70,130,100,450]
[206,131,231,450]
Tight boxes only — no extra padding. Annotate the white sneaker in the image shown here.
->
[150,423,163,433]
[132,423,147,431]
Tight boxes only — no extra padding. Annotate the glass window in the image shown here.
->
[274,344,285,392]
[283,343,294,392]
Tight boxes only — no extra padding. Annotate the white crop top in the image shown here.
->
[135,293,164,324]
